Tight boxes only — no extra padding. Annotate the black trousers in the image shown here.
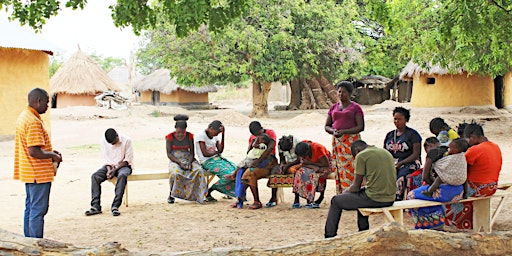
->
[324,189,393,238]
[90,165,132,210]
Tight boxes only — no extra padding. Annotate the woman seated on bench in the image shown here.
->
[445,122,502,230]
[232,121,278,210]
[407,137,468,230]
[196,120,237,201]
[166,115,208,204]
[293,140,334,209]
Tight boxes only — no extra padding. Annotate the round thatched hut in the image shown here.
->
[400,61,495,107]
[50,49,120,108]
[0,18,56,138]
[133,69,217,106]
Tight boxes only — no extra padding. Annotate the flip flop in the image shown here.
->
[112,208,121,216]
[265,201,277,208]
[248,201,262,210]
[230,201,243,209]
[85,207,102,216]
[305,203,320,209]
[291,203,302,209]
[205,195,217,202]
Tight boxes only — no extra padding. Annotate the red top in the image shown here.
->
[248,129,277,154]
[302,140,330,163]
[465,141,502,184]
[165,132,194,151]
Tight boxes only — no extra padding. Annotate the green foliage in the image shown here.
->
[137,0,364,87]
[49,55,63,77]
[89,52,126,72]
[111,0,248,37]
[374,0,512,77]
[0,0,85,31]
[1,0,246,37]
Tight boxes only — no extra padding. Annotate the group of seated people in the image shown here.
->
[83,106,503,238]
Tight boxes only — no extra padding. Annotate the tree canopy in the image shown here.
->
[0,0,247,37]
[137,0,363,86]
[3,0,512,78]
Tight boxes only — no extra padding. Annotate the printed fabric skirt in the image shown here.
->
[445,181,497,230]
[202,156,237,198]
[169,151,208,203]
[267,164,301,188]
[293,165,332,202]
[331,134,360,194]
[407,184,464,229]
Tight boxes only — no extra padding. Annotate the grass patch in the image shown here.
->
[69,144,99,152]
[210,82,251,101]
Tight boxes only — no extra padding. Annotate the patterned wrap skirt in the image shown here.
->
[445,181,497,230]
[293,165,332,202]
[202,156,237,198]
[331,134,360,194]
[169,151,208,203]
[407,184,464,229]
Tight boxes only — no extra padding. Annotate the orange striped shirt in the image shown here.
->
[14,107,54,183]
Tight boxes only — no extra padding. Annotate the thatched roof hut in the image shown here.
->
[399,61,464,81]
[133,68,217,105]
[398,61,495,107]
[0,18,56,138]
[50,49,120,108]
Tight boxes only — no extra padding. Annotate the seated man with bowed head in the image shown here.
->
[324,140,396,238]
[85,128,133,217]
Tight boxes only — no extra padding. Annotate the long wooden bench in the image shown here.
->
[111,170,285,207]
[358,188,510,233]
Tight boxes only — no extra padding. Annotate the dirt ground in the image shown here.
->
[1,95,511,254]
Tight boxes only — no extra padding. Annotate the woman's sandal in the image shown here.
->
[230,200,243,209]
[205,195,218,202]
[265,201,277,208]
[291,203,302,209]
[85,207,102,216]
[248,201,262,210]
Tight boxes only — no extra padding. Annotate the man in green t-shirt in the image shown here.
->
[325,140,396,238]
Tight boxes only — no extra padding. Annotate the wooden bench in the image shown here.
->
[358,188,511,233]
[111,170,284,207]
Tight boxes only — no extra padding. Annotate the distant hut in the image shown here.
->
[50,49,120,108]
[0,18,56,138]
[133,69,217,106]
[108,65,142,95]
[399,61,495,107]
[353,75,392,105]
[502,72,512,109]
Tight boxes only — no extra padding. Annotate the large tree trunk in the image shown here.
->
[318,75,339,103]
[299,79,316,109]
[288,79,301,110]
[251,80,271,117]
[307,77,331,109]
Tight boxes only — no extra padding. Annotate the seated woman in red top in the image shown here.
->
[166,115,208,204]
[445,122,502,230]
[292,141,333,209]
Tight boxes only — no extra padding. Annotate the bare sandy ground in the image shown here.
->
[1,97,511,254]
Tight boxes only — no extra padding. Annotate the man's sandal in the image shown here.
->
[85,207,102,216]
[112,208,121,216]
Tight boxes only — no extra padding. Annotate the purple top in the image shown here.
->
[327,102,364,130]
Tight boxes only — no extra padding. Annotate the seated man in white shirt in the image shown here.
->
[85,128,134,217]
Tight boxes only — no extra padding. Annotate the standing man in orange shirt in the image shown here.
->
[14,88,62,238]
